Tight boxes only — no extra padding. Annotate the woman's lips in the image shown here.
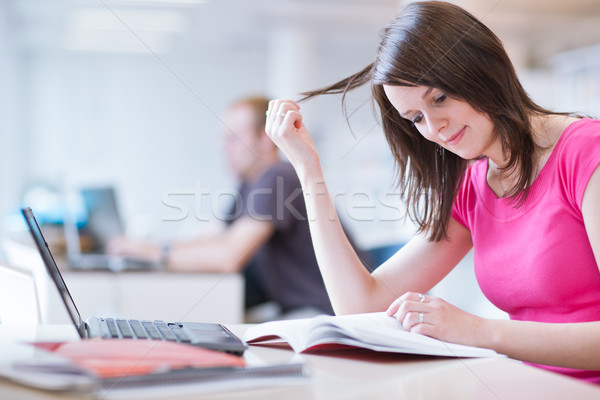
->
[447,126,466,146]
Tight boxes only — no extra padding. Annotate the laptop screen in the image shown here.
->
[21,207,86,338]
[65,187,124,255]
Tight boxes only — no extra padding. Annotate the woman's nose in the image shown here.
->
[426,115,448,141]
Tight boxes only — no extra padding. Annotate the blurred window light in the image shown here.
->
[63,30,168,53]
[111,0,209,4]
[68,8,187,33]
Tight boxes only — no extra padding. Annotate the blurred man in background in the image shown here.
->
[109,96,335,321]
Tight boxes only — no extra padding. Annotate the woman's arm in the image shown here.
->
[390,291,600,369]
[389,165,600,370]
[265,99,473,314]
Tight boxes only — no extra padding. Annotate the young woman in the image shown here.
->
[264,0,600,385]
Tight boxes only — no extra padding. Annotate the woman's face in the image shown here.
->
[383,84,499,162]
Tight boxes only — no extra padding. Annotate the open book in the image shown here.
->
[244,312,500,358]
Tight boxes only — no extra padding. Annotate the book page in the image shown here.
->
[308,312,404,331]
[243,318,314,352]
[308,313,499,358]
[245,312,500,358]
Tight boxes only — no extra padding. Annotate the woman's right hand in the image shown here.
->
[265,99,321,178]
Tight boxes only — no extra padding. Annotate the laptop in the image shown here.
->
[64,187,158,271]
[22,207,247,355]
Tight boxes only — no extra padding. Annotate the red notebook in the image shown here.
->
[32,339,245,378]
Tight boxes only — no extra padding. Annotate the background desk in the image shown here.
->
[61,270,243,324]
[0,324,599,400]
[1,237,244,325]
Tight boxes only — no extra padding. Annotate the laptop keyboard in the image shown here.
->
[102,318,191,343]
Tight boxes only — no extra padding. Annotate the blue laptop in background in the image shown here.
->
[64,187,158,271]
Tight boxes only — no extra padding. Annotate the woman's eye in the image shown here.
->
[434,94,447,104]
[411,114,423,125]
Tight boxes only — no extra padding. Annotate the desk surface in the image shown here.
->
[1,324,599,400]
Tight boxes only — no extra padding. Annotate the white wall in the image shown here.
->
[24,48,269,239]
[16,5,413,247]
[0,2,27,237]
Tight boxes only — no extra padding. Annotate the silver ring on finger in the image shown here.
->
[265,110,270,116]
[418,312,424,324]
[278,112,287,118]
[418,293,426,303]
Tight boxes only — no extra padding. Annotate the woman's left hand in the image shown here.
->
[386,292,491,348]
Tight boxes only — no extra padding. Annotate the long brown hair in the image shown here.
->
[301,1,555,241]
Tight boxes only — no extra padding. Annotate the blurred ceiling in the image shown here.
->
[460,0,600,65]
[7,0,600,67]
